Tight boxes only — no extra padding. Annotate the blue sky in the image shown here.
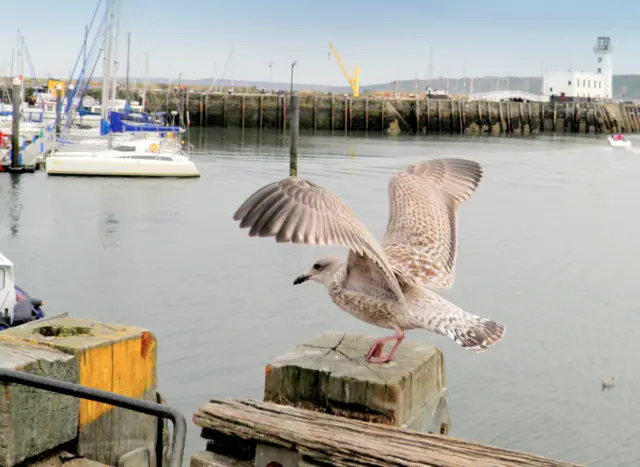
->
[1,0,639,86]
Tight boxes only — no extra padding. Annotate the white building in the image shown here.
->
[542,36,613,100]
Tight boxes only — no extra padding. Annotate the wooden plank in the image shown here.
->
[264,332,445,427]
[194,399,581,467]
[27,450,109,467]
[0,340,79,467]
[190,451,252,467]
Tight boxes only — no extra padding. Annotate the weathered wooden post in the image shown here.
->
[179,88,186,127]
[289,94,299,177]
[54,84,63,136]
[10,77,21,169]
[254,331,450,466]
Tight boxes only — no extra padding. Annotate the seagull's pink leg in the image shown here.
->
[366,327,406,363]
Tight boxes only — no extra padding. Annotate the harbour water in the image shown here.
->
[2,128,640,466]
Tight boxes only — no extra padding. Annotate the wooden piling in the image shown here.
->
[289,95,299,177]
[553,102,557,133]
[203,93,208,126]
[263,332,448,430]
[436,100,441,133]
[459,100,464,134]
[380,99,385,132]
[259,95,264,129]
[344,97,348,134]
[518,102,524,134]
[283,97,287,132]
[10,78,21,169]
[331,96,335,132]
[364,98,369,132]
[199,94,204,127]
[498,102,504,134]
[223,95,228,128]
[313,96,317,132]
[425,98,430,135]
[449,100,454,134]
[415,97,421,134]
[241,94,245,130]
[54,84,63,137]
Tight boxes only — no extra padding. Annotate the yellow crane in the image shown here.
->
[328,42,360,97]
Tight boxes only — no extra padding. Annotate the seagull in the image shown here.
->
[602,377,614,390]
[233,158,505,363]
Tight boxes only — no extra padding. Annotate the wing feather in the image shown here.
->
[233,177,407,306]
[383,158,483,290]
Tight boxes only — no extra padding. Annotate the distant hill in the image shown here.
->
[96,74,640,99]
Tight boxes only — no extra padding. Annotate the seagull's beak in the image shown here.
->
[293,274,311,285]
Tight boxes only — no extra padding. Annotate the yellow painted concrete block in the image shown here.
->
[0,316,158,465]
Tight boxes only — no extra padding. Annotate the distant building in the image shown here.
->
[542,36,613,101]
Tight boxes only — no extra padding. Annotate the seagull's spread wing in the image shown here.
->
[233,177,407,305]
[382,158,483,290]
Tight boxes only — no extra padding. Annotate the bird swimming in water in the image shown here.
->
[233,158,505,363]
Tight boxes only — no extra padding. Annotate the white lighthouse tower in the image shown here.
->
[593,36,613,99]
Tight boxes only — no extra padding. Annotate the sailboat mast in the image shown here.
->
[100,0,114,121]
[109,0,121,109]
[142,52,149,109]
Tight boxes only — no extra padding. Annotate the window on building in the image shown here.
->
[598,57,603,63]
[568,80,572,85]
[583,80,586,87]
[597,68,601,74]
[588,80,591,87]
[577,80,580,87]
[549,87,553,92]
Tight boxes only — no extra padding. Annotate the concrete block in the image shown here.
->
[0,339,79,466]
[1,316,158,466]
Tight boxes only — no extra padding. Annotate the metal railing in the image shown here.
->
[0,368,186,467]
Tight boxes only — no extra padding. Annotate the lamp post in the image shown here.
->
[290,60,297,96]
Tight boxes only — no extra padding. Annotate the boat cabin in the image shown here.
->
[0,252,17,325]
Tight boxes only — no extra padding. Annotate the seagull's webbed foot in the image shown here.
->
[365,327,405,364]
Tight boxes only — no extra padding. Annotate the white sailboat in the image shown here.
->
[45,0,200,178]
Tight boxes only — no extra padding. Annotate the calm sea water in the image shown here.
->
[2,128,640,466]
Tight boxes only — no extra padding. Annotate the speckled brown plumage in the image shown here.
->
[233,158,505,359]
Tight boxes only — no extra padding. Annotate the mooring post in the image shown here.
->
[10,77,23,169]
[256,331,450,466]
[179,88,186,127]
[289,94,299,177]
[54,84,63,137]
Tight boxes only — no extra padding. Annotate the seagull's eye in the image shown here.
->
[313,263,322,270]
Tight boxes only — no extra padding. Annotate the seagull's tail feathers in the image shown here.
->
[407,288,505,352]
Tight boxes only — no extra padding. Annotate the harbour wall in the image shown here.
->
[152,92,640,136]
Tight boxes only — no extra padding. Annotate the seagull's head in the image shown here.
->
[293,256,344,287]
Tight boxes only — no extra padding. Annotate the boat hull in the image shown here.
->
[608,137,631,148]
[45,155,200,178]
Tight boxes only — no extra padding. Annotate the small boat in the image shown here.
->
[45,140,200,178]
[608,136,631,148]
[0,252,46,330]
